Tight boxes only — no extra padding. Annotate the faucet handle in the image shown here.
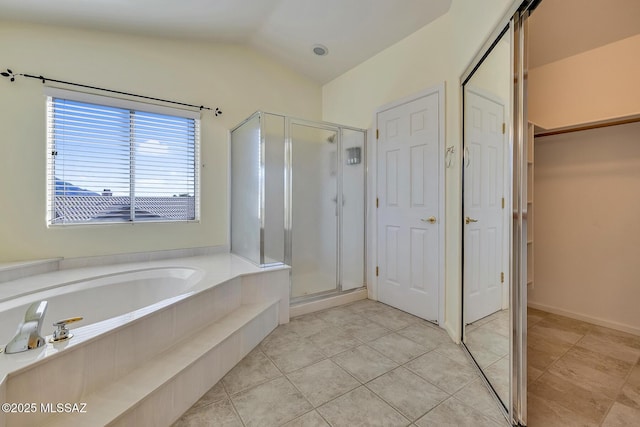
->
[53,317,83,327]
[51,317,83,342]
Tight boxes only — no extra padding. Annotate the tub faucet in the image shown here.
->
[4,301,48,354]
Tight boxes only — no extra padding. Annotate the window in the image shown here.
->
[46,89,200,225]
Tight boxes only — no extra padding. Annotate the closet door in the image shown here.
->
[511,7,531,426]
[460,3,535,425]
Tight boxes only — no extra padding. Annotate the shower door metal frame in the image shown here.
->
[230,111,366,302]
[285,117,367,304]
[511,5,533,424]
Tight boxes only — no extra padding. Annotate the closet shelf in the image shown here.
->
[533,114,640,138]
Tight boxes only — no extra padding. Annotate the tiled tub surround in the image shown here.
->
[0,254,290,426]
[0,267,206,346]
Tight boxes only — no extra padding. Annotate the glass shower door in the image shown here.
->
[341,128,365,291]
[289,121,339,298]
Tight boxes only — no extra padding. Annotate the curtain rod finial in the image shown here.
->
[1,68,16,82]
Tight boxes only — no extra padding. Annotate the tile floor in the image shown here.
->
[465,309,510,403]
[527,307,640,427]
[173,299,508,426]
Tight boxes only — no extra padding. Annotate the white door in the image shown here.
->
[377,92,442,322]
[463,89,506,324]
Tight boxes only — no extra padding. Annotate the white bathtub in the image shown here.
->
[0,267,203,346]
[0,254,290,427]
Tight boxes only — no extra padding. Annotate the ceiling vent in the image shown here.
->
[312,44,329,56]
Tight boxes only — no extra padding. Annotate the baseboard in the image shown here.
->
[290,288,367,317]
[528,301,640,337]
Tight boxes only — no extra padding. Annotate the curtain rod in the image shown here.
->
[1,68,222,116]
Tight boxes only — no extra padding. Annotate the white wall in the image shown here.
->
[322,0,515,339]
[0,21,321,262]
[530,122,640,334]
[529,34,640,130]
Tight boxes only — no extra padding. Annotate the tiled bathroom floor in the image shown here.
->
[465,309,510,402]
[527,307,640,426]
[173,299,507,427]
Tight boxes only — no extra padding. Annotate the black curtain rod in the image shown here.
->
[1,68,222,116]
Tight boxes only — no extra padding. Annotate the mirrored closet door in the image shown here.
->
[462,22,512,409]
[461,1,538,425]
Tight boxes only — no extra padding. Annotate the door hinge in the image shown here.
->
[501,272,505,283]
[376,266,379,277]
[502,197,505,209]
[376,197,379,208]
[502,123,506,134]
[376,129,379,139]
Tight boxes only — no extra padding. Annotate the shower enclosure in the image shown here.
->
[230,112,366,301]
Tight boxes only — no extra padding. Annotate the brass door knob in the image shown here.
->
[465,217,479,224]
[421,216,437,224]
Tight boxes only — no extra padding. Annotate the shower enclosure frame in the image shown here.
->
[230,111,367,303]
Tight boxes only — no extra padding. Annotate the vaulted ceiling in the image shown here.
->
[0,0,452,84]
[4,0,638,83]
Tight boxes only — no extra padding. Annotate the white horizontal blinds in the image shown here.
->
[132,110,197,221]
[50,99,131,223]
[47,95,199,225]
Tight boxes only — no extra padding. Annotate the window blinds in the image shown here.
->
[46,94,200,225]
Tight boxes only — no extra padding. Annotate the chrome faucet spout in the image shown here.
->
[4,301,48,354]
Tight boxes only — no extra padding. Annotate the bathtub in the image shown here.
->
[0,267,203,346]
[0,253,290,427]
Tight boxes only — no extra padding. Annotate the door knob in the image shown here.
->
[421,216,437,224]
[465,217,478,224]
